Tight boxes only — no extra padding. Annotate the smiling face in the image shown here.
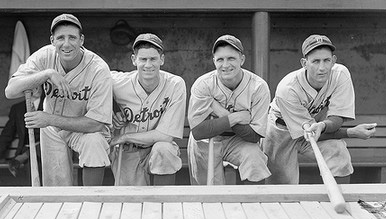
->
[51,24,84,70]
[131,46,164,82]
[301,46,337,90]
[213,45,245,89]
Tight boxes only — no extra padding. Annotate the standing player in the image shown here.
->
[262,34,377,184]
[5,14,112,186]
[187,35,271,185]
[110,33,186,186]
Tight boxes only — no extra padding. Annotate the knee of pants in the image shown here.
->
[149,142,182,174]
[238,144,267,164]
[77,132,110,167]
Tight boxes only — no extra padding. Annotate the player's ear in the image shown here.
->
[240,54,245,66]
[160,54,165,66]
[131,54,137,66]
[300,57,307,68]
[332,55,337,64]
[80,34,85,46]
[50,35,54,45]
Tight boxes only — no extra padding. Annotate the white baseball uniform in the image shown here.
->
[263,63,355,184]
[188,68,271,185]
[13,45,112,186]
[110,70,186,185]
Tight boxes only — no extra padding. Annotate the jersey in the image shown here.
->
[111,70,186,138]
[270,63,355,139]
[188,68,270,137]
[13,45,112,129]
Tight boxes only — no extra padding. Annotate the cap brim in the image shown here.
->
[133,39,163,51]
[304,43,336,56]
[212,40,242,53]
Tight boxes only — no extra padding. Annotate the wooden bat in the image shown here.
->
[24,90,41,187]
[307,132,346,213]
[114,127,125,186]
[207,136,214,185]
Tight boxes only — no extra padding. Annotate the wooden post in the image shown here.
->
[252,12,270,82]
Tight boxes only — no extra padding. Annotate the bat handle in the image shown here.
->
[207,116,215,185]
[25,90,41,187]
[114,127,125,186]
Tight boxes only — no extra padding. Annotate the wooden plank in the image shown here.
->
[344,138,386,148]
[2,0,386,11]
[35,203,63,219]
[0,196,17,219]
[78,202,102,219]
[163,202,183,219]
[319,202,354,219]
[182,202,205,219]
[344,115,386,126]
[142,202,162,219]
[222,203,247,219]
[1,184,386,203]
[100,202,121,219]
[346,202,377,219]
[242,203,269,219]
[3,202,22,219]
[299,201,333,219]
[261,203,290,219]
[56,202,82,219]
[202,202,226,219]
[13,202,43,219]
[121,203,142,219]
[281,202,311,219]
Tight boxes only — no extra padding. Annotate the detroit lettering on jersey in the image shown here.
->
[44,82,91,101]
[123,97,170,123]
[308,95,331,116]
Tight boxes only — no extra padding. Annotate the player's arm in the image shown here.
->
[109,130,173,147]
[5,69,72,99]
[24,112,105,133]
[319,123,377,141]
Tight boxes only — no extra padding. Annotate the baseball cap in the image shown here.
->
[50,14,82,33]
[302,34,336,56]
[132,33,163,51]
[212,35,244,54]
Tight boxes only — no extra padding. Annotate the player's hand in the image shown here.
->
[228,111,251,126]
[211,100,229,117]
[347,123,377,139]
[303,122,325,142]
[109,134,126,146]
[112,112,127,129]
[47,69,73,99]
[24,111,51,128]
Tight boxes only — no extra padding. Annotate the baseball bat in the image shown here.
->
[307,132,346,213]
[207,136,214,185]
[114,127,125,186]
[24,90,41,187]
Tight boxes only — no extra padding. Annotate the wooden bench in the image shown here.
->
[177,115,386,184]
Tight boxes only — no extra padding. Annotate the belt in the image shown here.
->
[220,132,235,136]
[276,117,287,126]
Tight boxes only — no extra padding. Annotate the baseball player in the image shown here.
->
[109,33,186,186]
[5,14,112,186]
[262,34,376,184]
[187,35,271,185]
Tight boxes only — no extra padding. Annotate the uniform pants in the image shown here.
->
[110,141,182,186]
[262,113,353,184]
[40,126,111,186]
[188,133,271,185]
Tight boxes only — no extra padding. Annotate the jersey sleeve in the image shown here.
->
[84,65,113,125]
[155,78,187,139]
[327,66,355,120]
[188,78,214,129]
[249,81,270,137]
[12,46,48,78]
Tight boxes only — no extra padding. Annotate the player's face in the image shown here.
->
[132,48,164,81]
[51,25,84,67]
[213,45,245,87]
[301,47,337,90]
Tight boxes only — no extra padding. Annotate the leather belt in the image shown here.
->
[220,132,235,136]
[276,117,287,126]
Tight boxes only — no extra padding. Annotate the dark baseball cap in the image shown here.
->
[132,33,163,51]
[51,14,82,33]
[302,34,336,56]
[212,35,244,54]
